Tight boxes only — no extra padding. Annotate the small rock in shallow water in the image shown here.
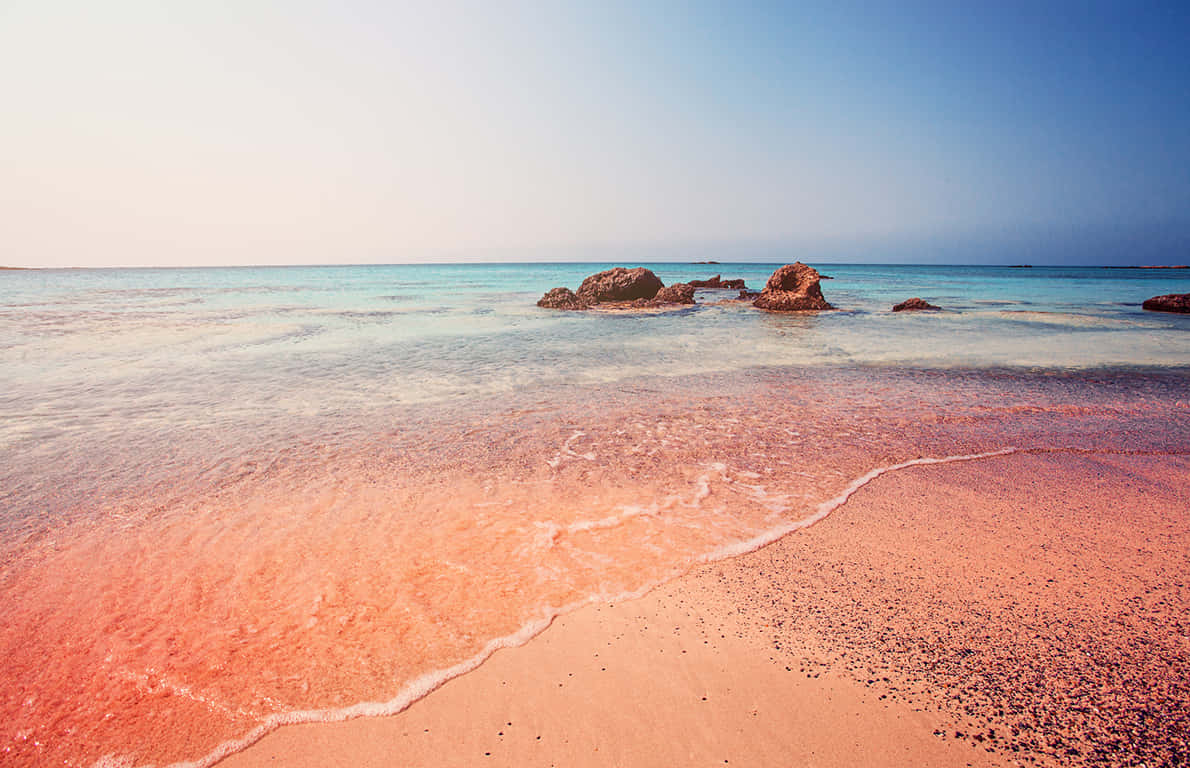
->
[537,287,590,310]
[892,297,941,312]
[1141,293,1190,314]
[752,263,833,311]
[575,267,664,304]
[655,283,696,304]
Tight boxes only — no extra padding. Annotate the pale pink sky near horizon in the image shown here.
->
[2,1,1187,267]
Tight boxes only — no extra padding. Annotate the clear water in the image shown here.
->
[1,263,1188,767]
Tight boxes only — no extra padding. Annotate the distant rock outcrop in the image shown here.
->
[1142,294,1190,314]
[892,297,941,312]
[536,287,590,310]
[689,275,746,290]
[575,267,664,304]
[655,283,696,304]
[752,263,834,311]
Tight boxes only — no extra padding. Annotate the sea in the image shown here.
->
[2,262,1189,767]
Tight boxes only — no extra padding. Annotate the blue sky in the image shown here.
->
[2,1,1187,266]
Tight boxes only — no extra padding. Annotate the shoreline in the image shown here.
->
[219,449,1190,768]
[175,447,1018,768]
[8,358,1189,767]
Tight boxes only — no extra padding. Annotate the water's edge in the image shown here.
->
[157,446,1041,768]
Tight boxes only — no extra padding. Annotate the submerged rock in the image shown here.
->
[752,262,834,311]
[655,282,696,304]
[1142,293,1190,314]
[536,287,590,310]
[892,297,941,312]
[575,267,664,304]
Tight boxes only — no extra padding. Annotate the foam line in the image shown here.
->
[121,446,1020,768]
[702,447,1019,562]
[145,581,672,768]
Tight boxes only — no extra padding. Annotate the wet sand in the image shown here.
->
[221,450,1189,768]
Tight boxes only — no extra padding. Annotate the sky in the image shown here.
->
[1,1,1188,267]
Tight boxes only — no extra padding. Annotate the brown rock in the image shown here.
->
[536,287,590,310]
[892,297,941,312]
[655,283,696,304]
[752,263,834,311]
[1142,293,1190,314]
[689,275,746,290]
[575,267,664,304]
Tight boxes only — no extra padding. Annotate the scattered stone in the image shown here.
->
[892,298,941,312]
[738,289,761,300]
[576,267,664,304]
[752,263,834,311]
[536,287,590,310]
[1141,293,1190,314]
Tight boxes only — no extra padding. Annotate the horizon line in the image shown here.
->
[3,261,1189,271]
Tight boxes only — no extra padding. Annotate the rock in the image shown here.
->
[738,289,761,299]
[1142,294,1190,314]
[655,282,696,304]
[537,287,590,310]
[752,263,834,311]
[892,297,941,312]
[689,275,746,290]
[575,267,664,304]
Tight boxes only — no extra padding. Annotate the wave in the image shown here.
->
[135,446,1020,768]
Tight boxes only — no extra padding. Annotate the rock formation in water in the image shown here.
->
[1142,293,1190,314]
[892,297,941,312]
[538,267,689,310]
[689,275,746,290]
[654,282,696,304]
[536,287,591,310]
[575,267,664,304]
[752,263,834,311]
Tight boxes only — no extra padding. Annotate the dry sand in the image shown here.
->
[221,451,1188,768]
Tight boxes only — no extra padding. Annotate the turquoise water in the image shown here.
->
[3,262,1188,500]
[2,262,1189,768]
[2,262,1187,510]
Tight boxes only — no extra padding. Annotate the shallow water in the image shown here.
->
[1,264,1188,767]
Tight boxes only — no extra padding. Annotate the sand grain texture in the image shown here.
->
[222,451,1189,768]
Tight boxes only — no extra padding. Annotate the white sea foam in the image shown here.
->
[702,447,1019,562]
[545,430,596,468]
[138,446,1021,768]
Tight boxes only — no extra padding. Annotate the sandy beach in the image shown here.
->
[5,0,1190,763]
[221,449,1188,768]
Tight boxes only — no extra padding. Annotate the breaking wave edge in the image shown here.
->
[99,447,1019,768]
